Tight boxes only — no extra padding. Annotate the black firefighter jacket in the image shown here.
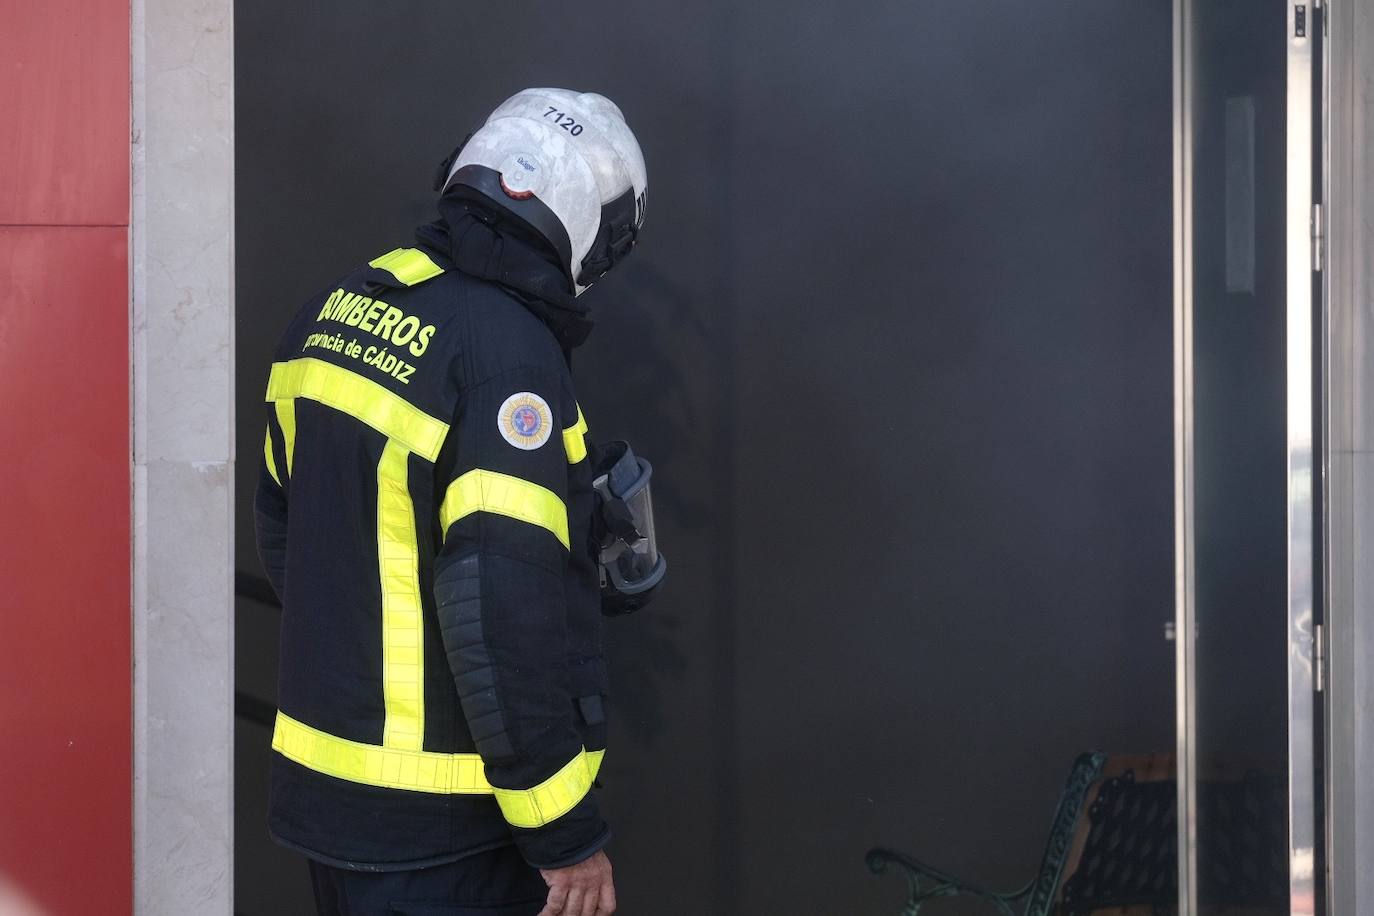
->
[254,225,609,871]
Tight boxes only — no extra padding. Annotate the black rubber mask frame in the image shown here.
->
[577,186,642,288]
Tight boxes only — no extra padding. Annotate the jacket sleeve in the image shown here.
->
[433,364,609,869]
[254,413,289,602]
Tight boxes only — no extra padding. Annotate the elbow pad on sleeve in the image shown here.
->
[435,551,515,761]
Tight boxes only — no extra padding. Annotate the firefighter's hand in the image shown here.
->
[538,850,616,916]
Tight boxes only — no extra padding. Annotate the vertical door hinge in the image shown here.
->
[1314,623,1326,692]
[1312,203,1325,272]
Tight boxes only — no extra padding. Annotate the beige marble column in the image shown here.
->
[131,0,235,913]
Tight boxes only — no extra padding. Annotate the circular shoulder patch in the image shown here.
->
[498,392,553,450]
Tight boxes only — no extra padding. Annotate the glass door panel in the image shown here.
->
[1180,1,1321,912]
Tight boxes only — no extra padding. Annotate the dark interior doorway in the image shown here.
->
[233,3,1176,913]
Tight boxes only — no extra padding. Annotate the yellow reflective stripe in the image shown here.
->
[439,469,570,549]
[271,711,606,798]
[272,711,487,794]
[275,399,296,475]
[264,427,281,486]
[378,441,424,750]
[493,748,605,828]
[562,405,588,465]
[266,357,449,461]
[369,247,445,286]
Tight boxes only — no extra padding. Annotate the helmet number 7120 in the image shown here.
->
[543,107,585,136]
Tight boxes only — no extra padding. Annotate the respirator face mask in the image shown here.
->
[593,441,666,615]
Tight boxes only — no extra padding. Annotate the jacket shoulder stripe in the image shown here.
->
[369,247,446,286]
[562,405,588,465]
[266,357,449,462]
[439,469,570,549]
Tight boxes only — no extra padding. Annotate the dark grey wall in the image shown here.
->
[234,3,1175,914]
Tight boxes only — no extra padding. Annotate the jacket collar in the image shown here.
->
[411,197,595,350]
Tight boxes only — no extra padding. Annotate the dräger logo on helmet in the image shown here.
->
[498,152,541,200]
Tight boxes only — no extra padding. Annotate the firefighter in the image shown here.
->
[255,88,653,916]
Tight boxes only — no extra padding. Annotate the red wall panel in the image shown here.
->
[0,2,131,915]
[0,1,130,226]
[0,228,131,915]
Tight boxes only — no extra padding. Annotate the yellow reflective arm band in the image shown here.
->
[563,406,588,465]
[266,358,450,461]
[377,441,424,751]
[275,399,296,476]
[439,469,570,549]
[264,427,281,486]
[493,748,605,828]
[369,247,445,286]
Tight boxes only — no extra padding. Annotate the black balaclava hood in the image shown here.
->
[415,194,595,350]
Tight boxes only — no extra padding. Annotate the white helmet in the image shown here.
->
[439,88,647,296]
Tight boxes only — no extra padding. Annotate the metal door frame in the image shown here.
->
[1171,2,1198,911]
[1284,4,1319,914]
[1173,2,1323,913]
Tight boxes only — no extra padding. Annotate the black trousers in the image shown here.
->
[308,845,548,916]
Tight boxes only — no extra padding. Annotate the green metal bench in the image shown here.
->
[866,751,1110,916]
[868,752,1289,915]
